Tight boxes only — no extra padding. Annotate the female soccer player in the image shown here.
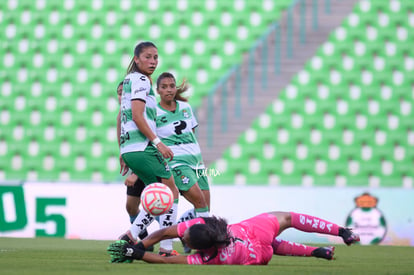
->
[108,211,360,264]
[155,72,211,254]
[155,72,210,219]
[117,80,145,224]
[116,81,151,245]
[118,41,179,256]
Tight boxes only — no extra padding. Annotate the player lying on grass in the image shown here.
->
[107,211,360,265]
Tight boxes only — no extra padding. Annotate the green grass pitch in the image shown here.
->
[1,237,413,275]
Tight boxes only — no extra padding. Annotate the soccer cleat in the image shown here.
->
[118,230,137,245]
[138,229,149,239]
[339,228,360,246]
[159,250,180,257]
[170,250,180,256]
[311,246,335,260]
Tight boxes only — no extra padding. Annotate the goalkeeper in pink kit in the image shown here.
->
[108,211,360,265]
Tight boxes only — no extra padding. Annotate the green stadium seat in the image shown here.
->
[344,173,368,187]
[244,172,270,185]
[277,171,302,186]
[211,170,236,185]
[216,0,413,187]
[310,161,336,186]
[5,0,413,186]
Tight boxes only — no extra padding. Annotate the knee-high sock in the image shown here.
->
[159,201,178,252]
[178,209,196,223]
[195,207,209,218]
[272,238,317,256]
[129,210,155,240]
[178,207,209,223]
[290,212,340,236]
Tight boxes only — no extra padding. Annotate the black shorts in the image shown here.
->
[126,177,146,197]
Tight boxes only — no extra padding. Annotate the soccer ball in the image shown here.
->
[140,183,174,216]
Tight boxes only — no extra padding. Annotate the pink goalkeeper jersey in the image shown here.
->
[177,213,280,265]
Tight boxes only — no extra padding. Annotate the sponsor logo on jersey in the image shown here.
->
[134,87,146,94]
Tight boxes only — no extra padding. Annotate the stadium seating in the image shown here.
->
[0,0,291,182]
[211,0,414,187]
[3,0,412,187]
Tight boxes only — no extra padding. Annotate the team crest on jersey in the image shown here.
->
[181,175,190,185]
[182,109,189,118]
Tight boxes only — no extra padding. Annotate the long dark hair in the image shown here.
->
[156,72,189,102]
[188,217,231,262]
[126,41,157,75]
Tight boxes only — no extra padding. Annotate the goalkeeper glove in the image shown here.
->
[107,240,146,263]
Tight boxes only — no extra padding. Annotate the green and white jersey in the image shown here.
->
[156,100,205,169]
[119,72,157,154]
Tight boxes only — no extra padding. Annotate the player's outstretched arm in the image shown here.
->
[142,253,188,264]
[141,225,179,249]
[107,240,188,264]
